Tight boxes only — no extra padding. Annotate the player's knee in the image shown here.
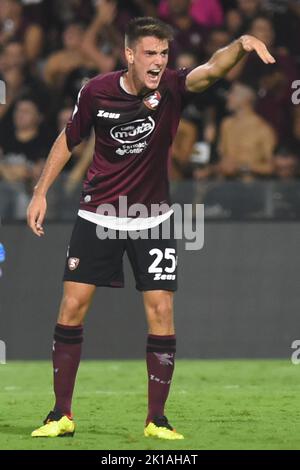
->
[58,295,88,325]
[150,298,173,327]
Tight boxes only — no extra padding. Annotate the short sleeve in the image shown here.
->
[65,82,94,151]
[176,67,191,98]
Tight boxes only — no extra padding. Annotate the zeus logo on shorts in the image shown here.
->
[110,117,155,144]
[68,257,80,270]
[153,273,176,280]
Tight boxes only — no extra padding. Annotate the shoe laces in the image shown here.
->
[43,410,64,425]
[152,415,173,431]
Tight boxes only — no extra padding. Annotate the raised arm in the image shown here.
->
[27,130,71,237]
[186,35,275,93]
[81,0,120,73]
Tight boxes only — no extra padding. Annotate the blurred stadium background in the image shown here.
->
[1,0,300,358]
[0,0,300,450]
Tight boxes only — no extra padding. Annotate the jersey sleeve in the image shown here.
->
[176,67,190,97]
[65,82,94,151]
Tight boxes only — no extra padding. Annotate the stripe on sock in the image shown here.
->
[147,337,176,345]
[54,334,83,344]
[146,346,176,353]
[55,325,83,337]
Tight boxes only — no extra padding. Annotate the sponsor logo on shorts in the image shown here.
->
[153,273,176,280]
[68,257,80,270]
[148,248,177,280]
[110,117,155,144]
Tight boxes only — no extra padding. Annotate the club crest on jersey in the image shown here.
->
[68,257,80,271]
[143,91,161,110]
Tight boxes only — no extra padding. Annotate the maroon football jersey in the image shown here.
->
[65,68,189,215]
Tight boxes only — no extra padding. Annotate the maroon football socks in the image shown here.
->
[52,323,83,417]
[51,326,176,423]
[146,334,176,425]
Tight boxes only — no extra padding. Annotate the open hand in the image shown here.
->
[241,35,276,64]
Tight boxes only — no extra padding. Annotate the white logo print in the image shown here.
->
[116,148,126,156]
[68,257,80,270]
[150,374,171,384]
[143,91,161,110]
[110,117,155,144]
[154,353,174,366]
[115,141,148,156]
[148,248,177,281]
[97,109,120,119]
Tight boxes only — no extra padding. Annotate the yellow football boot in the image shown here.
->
[31,410,75,438]
[144,415,184,440]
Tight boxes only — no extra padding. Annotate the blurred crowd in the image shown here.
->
[0,0,300,219]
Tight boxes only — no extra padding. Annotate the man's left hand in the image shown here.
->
[240,35,276,64]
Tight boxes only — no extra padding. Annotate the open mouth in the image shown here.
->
[147,69,161,79]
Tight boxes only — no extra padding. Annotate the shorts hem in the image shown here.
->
[136,285,177,292]
[63,277,124,288]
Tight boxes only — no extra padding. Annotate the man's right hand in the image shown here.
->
[27,193,47,237]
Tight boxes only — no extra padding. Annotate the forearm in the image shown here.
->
[186,37,247,92]
[34,130,71,196]
[82,15,104,46]
[208,37,246,78]
[187,34,275,93]
[81,15,106,60]
[25,25,44,62]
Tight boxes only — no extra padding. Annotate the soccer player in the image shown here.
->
[27,17,274,439]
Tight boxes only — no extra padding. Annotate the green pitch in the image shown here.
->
[0,360,299,450]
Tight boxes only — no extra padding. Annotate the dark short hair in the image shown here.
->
[125,17,174,48]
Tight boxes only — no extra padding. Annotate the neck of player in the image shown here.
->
[123,70,150,96]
